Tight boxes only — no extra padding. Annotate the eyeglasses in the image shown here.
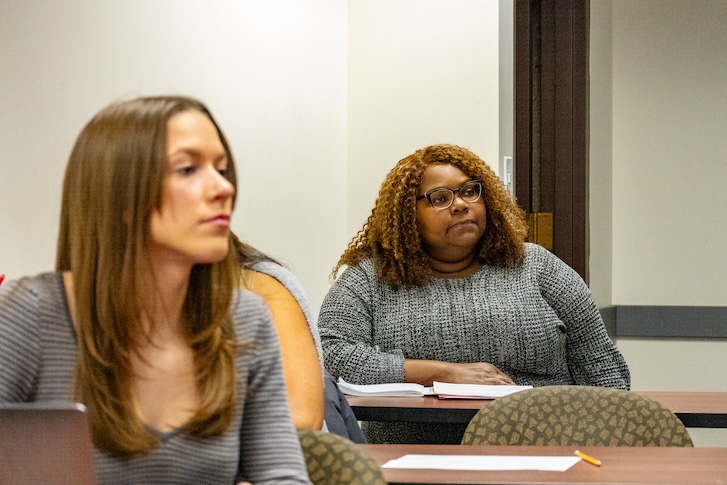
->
[416,180,482,210]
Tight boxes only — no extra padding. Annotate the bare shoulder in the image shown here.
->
[242,269,291,304]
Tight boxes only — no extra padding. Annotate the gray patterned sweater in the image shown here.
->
[0,272,311,485]
[318,243,630,444]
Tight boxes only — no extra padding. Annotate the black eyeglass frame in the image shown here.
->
[415,180,483,210]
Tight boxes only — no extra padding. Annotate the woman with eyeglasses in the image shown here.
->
[318,143,630,445]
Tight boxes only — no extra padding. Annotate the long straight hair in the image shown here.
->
[56,96,241,456]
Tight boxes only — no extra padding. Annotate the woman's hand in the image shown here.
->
[405,359,515,386]
[442,362,515,385]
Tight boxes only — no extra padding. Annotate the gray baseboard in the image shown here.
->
[600,306,617,337]
[600,305,727,339]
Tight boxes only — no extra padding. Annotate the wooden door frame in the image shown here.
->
[514,0,589,282]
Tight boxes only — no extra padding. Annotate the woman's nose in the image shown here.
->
[208,167,235,198]
[450,193,469,212]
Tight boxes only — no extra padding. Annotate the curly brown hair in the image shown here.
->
[333,144,528,288]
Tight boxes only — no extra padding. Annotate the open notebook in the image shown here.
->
[338,378,533,399]
[0,402,97,485]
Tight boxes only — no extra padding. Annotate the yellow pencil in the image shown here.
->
[574,450,601,466]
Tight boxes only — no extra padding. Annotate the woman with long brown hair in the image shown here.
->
[0,96,310,484]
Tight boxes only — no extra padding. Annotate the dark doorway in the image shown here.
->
[514,0,589,282]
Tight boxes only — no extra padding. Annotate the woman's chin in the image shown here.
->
[194,245,230,265]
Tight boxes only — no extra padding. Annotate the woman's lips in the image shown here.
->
[449,219,476,229]
[202,215,231,227]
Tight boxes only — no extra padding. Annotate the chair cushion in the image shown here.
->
[461,385,693,447]
[298,429,387,484]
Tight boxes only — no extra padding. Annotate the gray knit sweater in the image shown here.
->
[318,243,630,444]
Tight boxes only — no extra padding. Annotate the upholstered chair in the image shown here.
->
[297,429,388,485]
[461,385,693,447]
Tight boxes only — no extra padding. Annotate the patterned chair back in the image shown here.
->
[297,429,388,485]
[461,385,693,447]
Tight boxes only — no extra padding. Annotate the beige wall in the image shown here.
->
[610,0,726,306]
[347,0,501,240]
[0,0,502,314]
[590,0,727,446]
[0,0,349,311]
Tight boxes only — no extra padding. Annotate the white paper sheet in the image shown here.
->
[381,454,581,472]
[337,379,435,397]
[432,382,533,399]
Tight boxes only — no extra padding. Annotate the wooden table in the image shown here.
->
[348,391,727,428]
[360,443,727,484]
